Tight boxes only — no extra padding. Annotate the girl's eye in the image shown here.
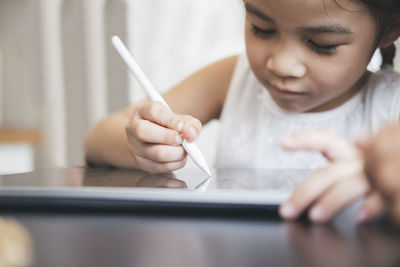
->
[308,40,338,56]
[251,25,275,38]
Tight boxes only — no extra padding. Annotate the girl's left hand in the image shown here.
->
[279,128,374,223]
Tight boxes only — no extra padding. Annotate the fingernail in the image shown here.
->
[175,135,183,145]
[166,180,186,188]
[187,126,198,140]
[310,207,325,222]
[177,121,184,132]
[280,203,297,219]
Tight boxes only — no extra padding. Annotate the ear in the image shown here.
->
[379,15,400,48]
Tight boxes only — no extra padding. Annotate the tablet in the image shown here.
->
[0,167,312,214]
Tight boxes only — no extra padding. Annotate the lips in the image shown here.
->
[266,81,305,97]
[273,86,303,95]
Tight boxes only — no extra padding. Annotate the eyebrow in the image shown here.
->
[245,2,353,35]
[245,2,274,22]
[300,25,353,35]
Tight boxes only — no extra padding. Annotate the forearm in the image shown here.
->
[84,108,137,169]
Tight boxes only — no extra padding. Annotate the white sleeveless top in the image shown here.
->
[215,54,400,169]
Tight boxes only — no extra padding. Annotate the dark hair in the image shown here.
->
[353,0,400,68]
[244,0,399,68]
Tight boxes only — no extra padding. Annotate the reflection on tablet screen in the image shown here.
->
[212,169,311,191]
[0,168,313,193]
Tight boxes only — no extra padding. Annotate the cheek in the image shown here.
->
[245,39,268,76]
[311,47,371,93]
[312,63,363,96]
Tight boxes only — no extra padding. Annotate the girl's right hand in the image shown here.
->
[125,100,202,173]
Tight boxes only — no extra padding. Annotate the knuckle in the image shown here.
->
[298,183,317,200]
[178,158,187,168]
[125,118,138,137]
[148,102,164,119]
[154,148,168,162]
[169,116,182,131]
[133,155,145,170]
[192,118,203,132]
[182,115,202,131]
[167,132,179,145]
[177,147,187,160]
[133,120,148,140]
[125,124,133,138]
[187,116,202,130]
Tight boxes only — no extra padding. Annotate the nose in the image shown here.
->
[266,45,306,78]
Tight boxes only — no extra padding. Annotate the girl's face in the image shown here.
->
[245,0,378,112]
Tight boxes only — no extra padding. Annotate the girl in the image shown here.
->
[85,0,400,223]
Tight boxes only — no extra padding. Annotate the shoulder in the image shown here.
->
[224,53,258,101]
[366,69,400,100]
[364,69,400,123]
[368,69,400,90]
[220,53,266,121]
[164,55,239,124]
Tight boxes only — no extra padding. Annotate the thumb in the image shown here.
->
[137,101,183,132]
[137,101,203,142]
[177,114,203,143]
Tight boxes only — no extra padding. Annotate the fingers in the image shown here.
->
[136,173,188,188]
[280,167,339,220]
[355,135,372,150]
[128,119,183,146]
[308,174,370,223]
[136,101,182,131]
[179,115,203,142]
[128,138,187,163]
[133,156,188,174]
[136,101,202,142]
[356,192,386,223]
[281,128,359,161]
[124,101,203,173]
[280,159,367,223]
[139,143,186,162]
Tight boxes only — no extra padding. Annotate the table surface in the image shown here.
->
[1,167,400,267]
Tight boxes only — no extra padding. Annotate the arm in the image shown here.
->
[84,56,238,171]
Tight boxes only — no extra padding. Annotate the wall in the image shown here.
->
[0,0,245,170]
[1,1,399,172]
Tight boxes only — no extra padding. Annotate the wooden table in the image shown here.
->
[0,128,41,144]
[0,167,399,267]
[0,127,40,174]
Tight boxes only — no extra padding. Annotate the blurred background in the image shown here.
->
[0,0,245,174]
[0,0,399,174]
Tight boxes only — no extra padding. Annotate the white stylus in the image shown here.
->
[111,36,212,177]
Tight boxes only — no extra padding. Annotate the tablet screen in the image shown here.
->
[0,167,312,192]
[0,168,313,211]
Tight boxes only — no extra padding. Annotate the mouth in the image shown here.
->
[266,82,306,99]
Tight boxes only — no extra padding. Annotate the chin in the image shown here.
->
[272,98,310,113]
